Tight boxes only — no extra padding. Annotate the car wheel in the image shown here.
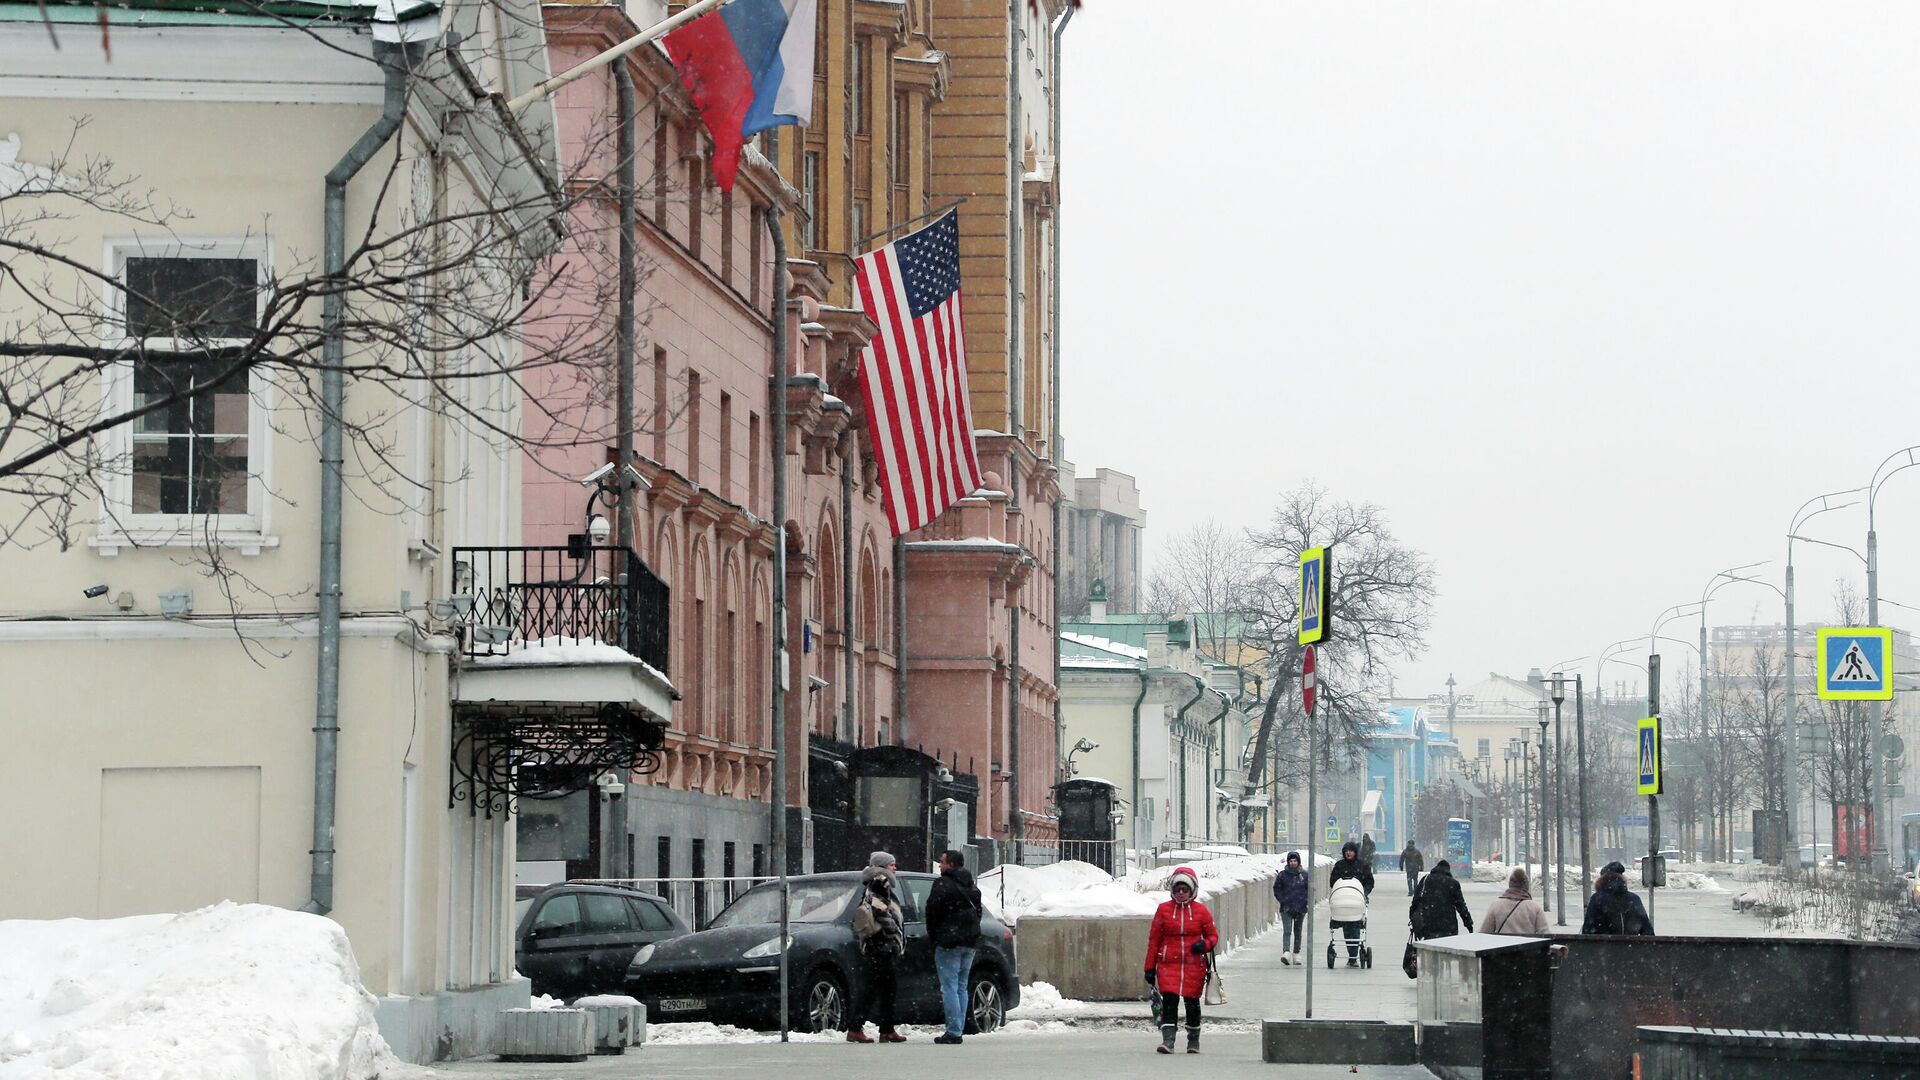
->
[799,968,847,1034]
[964,970,1005,1035]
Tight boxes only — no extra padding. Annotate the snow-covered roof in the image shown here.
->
[1061,631,1147,660]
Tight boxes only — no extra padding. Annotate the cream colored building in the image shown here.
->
[0,2,669,1062]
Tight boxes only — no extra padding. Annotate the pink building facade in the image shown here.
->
[523,4,1058,876]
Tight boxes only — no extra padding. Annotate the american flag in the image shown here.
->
[853,210,983,536]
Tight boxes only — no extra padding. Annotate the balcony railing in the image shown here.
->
[453,545,670,673]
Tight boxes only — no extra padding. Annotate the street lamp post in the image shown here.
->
[1698,563,1768,862]
[1517,730,1531,886]
[1536,704,1550,913]
[1550,672,1569,925]
[1866,447,1920,873]
[1786,490,1863,864]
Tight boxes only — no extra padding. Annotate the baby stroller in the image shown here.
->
[1326,877,1372,969]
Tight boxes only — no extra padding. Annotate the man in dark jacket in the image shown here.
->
[1400,841,1424,895]
[926,849,983,1044]
[1409,859,1474,940]
[1329,841,1374,897]
[1359,833,1377,869]
[1581,861,1655,936]
[1271,851,1311,965]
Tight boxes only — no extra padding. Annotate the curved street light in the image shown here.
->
[1697,562,1769,863]
[1784,489,1861,863]
[1865,448,1920,870]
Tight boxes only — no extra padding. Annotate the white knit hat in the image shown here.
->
[1168,866,1199,895]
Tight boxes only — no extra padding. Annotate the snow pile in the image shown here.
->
[1024,884,1159,921]
[978,861,1116,925]
[529,994,564,1010]
[0,902,407,1080]
[645,1023,839,1045]
[1006,981,1070,1017]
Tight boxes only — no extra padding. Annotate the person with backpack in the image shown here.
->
[926,849,984,1044]
[1482,867,1550,936]
[847,852,906,1043]
[1271,851,1310,965]
[1581,861,1655,936]
[1144,866,1219,1054]
[1400,841,1424,895]
[1409,859,1474,940]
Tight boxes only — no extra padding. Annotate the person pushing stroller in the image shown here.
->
[1327,840,1374,967]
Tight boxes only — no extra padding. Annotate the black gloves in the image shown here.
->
[1145,969,1156,986]
[1190,940,1208,955]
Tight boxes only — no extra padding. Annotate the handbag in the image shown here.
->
[1203,954,1227,1005]
[1402,940,1419,980]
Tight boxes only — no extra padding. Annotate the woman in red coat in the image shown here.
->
[1143,866,1219,1054]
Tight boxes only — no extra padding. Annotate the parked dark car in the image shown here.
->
[515,883,691,999]
[624,871,1019,1033]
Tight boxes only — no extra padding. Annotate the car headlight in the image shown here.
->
[742,935,789,959]
[629,945,655,969]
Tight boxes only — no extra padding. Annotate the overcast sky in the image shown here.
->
[1060,3,1920,699]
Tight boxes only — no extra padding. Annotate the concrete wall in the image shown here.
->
[1550,936,1920,1080]
[1016,865,1322,999]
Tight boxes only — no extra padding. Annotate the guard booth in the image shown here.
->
[1055,777,1120,874]
[808,737,979,873]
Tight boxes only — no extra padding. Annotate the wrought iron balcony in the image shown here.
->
[452,544,670,673]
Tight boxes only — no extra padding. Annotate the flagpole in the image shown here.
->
[505,0,732,112]
[851,197,969,250]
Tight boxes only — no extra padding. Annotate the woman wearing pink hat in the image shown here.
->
[1143,866,1219,1054]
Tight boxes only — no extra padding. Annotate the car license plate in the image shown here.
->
[657,998,706,1013]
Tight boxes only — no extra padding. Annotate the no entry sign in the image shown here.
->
[1302,646,1317,715]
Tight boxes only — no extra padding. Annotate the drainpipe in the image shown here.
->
[1006,0,1023,436]
[1174,675,1206,845]
[1007,550,1026,860]
[1059,4,1075,799]
[1210,692,1230,843]
[1131,667,1149,854]
[614,62,637,551]
[766,150,792,1039]
[1047,4,1072,802]
[306,42,411,917]
[841,446,855,743]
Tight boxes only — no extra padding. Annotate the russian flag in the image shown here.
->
[662,0,817,192]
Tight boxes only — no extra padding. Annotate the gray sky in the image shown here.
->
[1060,3,1920,698]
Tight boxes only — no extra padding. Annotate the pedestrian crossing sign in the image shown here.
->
[1324,826,1340,843]
[1636,716,1661,796]
[1299,546,1331,645]
[1816,627,1893,701]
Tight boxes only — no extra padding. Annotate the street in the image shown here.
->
[436,876,1764,1079]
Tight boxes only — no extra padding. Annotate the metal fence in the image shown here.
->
[454,545,670,672]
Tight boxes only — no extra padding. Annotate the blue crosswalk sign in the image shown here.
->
[1817,627,1893,701]
[1637,717,1661,796]
[1299,546,1330,645]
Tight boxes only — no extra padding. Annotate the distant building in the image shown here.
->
[1059,462,1144,618]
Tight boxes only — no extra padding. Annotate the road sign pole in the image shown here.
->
[1303,657,1316,1020]
[1647,654,1661,924]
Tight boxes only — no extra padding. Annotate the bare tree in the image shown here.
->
[0,34,687,605]
[1143,518,1254,659]
[1233,483,1438,836]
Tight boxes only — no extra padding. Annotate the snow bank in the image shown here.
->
[981,853,1332,926]
[1471,861,1723,893]
[0,902,408,1080]
[645,1023,839,1045]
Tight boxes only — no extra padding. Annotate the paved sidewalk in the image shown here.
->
[434,1027,1434,1079]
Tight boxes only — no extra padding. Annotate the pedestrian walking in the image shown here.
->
[926,848,984,1045]
[847,852,906,1043]
[1400,841,1424,896]
[1144,867,1218,1054]
[1359,832,1377,869]
[1408,859,1474,940]
[1271,851,1310,965]
[1581,861,1654,936]
[1481,867,1550,936]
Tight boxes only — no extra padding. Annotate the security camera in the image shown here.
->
[807,674,829,692]
[588,514,611,544]
[82,584,110,599]
[936,766,954,783]
[935,797,959,810]
[579,462,616,487]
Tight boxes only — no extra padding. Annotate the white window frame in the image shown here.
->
[91,235,277,556]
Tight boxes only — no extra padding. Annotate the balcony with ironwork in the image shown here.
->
[448,544,675,815]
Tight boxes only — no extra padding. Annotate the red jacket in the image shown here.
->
[1143,898,1219,997]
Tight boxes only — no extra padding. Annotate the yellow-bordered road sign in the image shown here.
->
[1324,826,1340,843]
[1299,546,1331,645]
[1636,716,1662,796]
[1817,627,1893,701]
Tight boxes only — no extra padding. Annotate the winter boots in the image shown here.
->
[1186,1025,1201,1054]
[1293,952,1303,965]
[1280,952,1292,966]
[1157,1024,1177,1054]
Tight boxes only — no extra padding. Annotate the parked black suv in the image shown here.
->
[624,871,1019,1033]
[515,883,691,999]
